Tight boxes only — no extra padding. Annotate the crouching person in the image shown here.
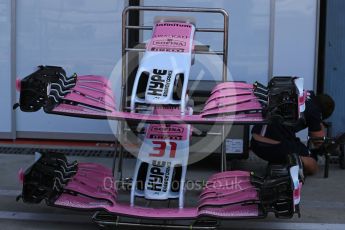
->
[251,92,335,175]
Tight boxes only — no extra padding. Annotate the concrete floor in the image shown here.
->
[0,152,345,230]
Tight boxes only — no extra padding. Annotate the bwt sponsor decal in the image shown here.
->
[151,125,184,134]
[153,39,187,47]
[147,160,171,193]
[147,69,173,98]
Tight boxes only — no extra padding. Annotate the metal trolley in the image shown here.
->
[99,5,231,230]
[115,6,230,181]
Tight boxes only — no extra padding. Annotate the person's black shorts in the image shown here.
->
[250,138,311,164]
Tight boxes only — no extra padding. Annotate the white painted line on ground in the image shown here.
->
[0,189,21,196]
[0,211,345,230]
[1,189,345,229]
[302,200,345,209]
[0,210,345,229]
[0,211,92,224]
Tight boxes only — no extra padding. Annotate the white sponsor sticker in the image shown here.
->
[225,139,243,154]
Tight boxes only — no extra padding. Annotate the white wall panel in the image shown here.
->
[1,0,318,140]
[15,0,125,138]
[272,0,318,140]
[0,0,12,136]
[272,0,318,90]
[142,0,271,84]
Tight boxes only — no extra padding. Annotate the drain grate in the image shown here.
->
[0,146,122,158]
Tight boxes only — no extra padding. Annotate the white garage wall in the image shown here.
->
[15,0,125,140]
[0,0,13,138]
[272,0,319,140]
[142,0,271,84]
[0,0,319,140]
[272,0,318,90]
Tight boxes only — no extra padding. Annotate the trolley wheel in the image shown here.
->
[339,144,345,169]
[324,153,330,178]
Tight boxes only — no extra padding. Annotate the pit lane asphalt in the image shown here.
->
[0,153,344,230]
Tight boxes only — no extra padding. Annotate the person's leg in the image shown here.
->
[250,138,287,164]
[251,138,319,175]
[293,141,319,175]
[300,156,318,175]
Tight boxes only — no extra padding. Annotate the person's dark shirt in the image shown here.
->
[252,91,323,141]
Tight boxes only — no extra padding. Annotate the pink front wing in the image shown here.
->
[211,82,254,94]
[77,75,112,90]
[55,193,259,219]
[203,95,258,112]
[200,185,256,202]
[201,101,262,117]
[52,162,260,220]
[52,104,264,124]
[207,89,253,103]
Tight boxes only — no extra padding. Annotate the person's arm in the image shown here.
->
[304,97,325,148]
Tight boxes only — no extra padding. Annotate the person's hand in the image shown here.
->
[308,136,325,150]
[308,122,326,148]
[311,138,324,148]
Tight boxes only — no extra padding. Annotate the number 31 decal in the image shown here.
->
[149,141,177,158]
